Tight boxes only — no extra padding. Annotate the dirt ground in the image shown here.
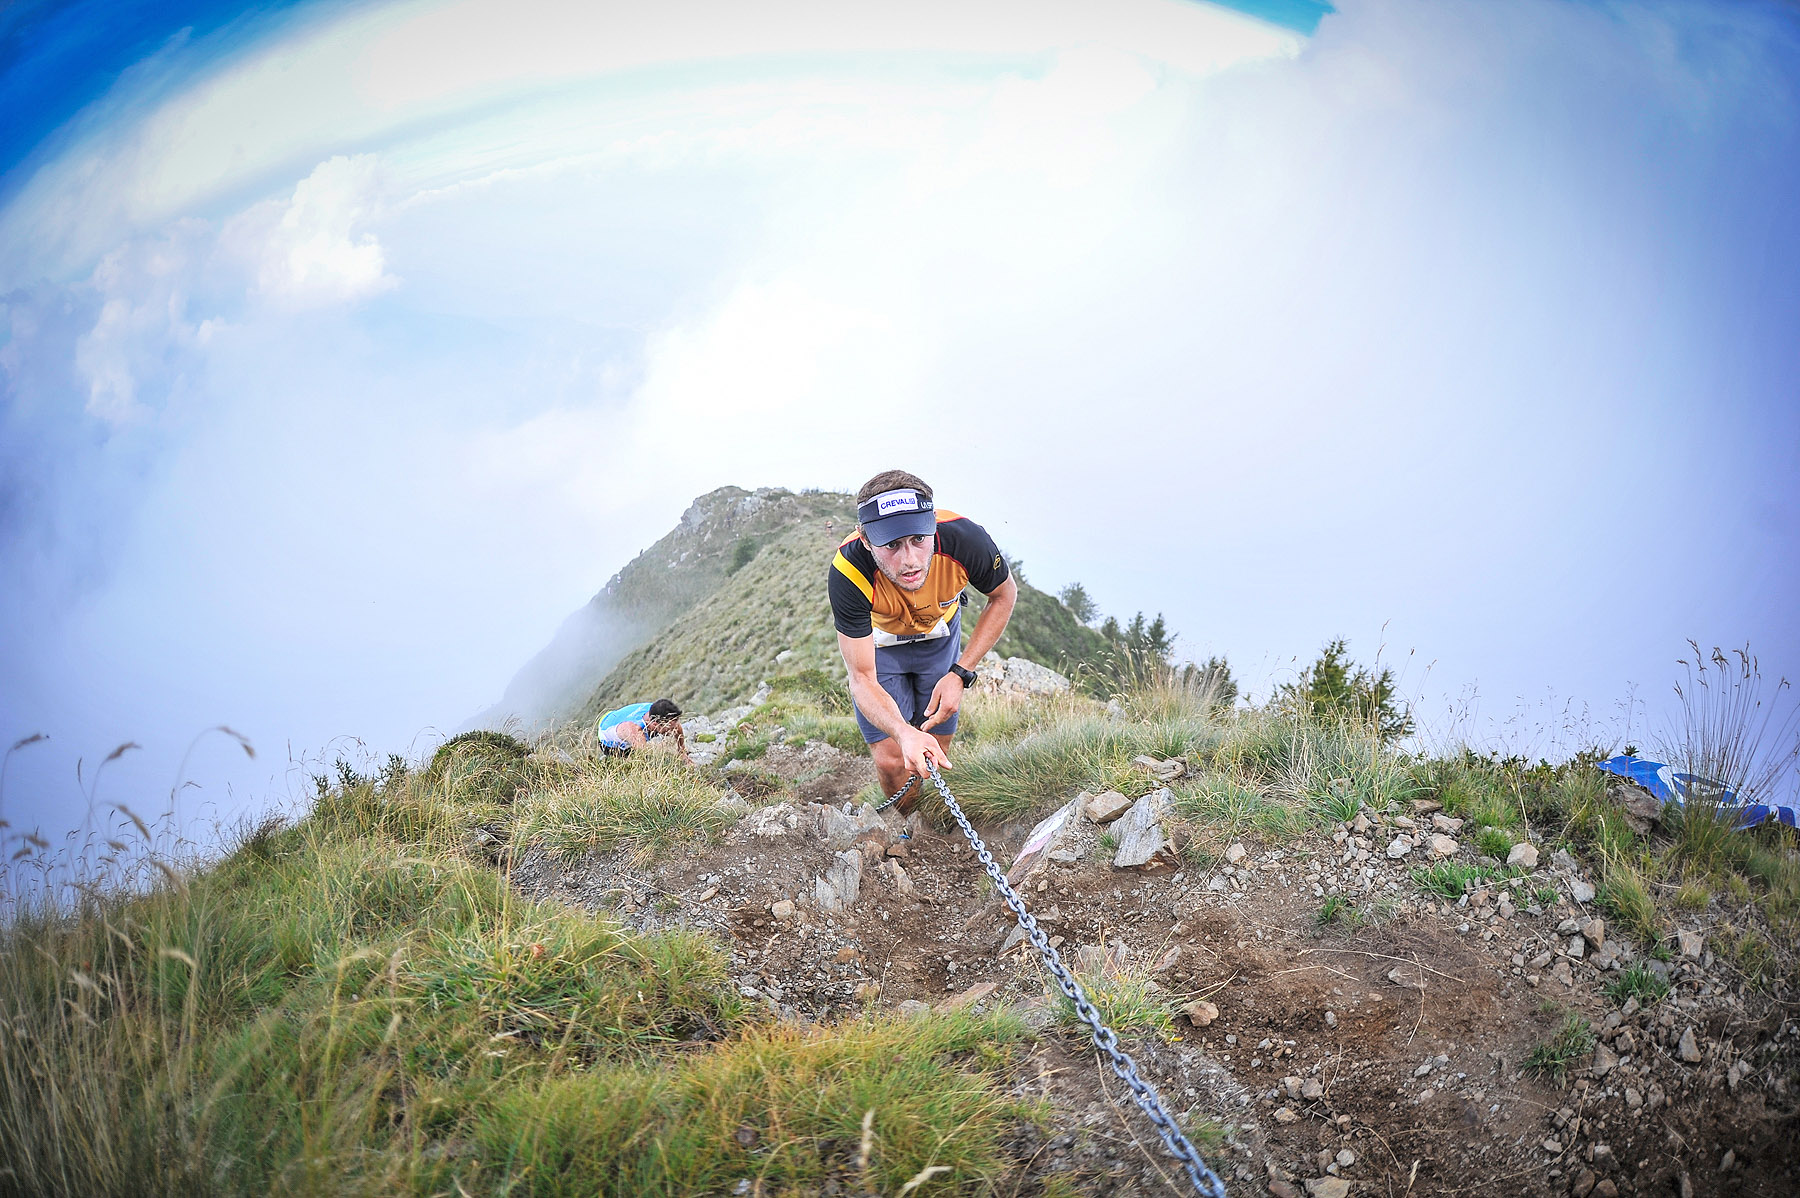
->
[508,744,1800,1198]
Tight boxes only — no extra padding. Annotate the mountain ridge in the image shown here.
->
[481,485,1112,730]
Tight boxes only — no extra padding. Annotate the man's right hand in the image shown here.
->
[895,725,950,778]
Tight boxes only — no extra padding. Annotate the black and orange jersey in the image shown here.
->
[828,511,1010,645]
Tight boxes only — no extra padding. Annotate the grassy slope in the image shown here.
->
[494,487,856,726]
[6,690,1797,1195]
[577,514,850,721]
[577,495,1116,722]
[0,740,1030,1198]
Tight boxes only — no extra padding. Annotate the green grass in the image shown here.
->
[0,755,1035,1197]
[12,665,1796,1195]
[1474,826,1513,858]
[942,691,1417,846]
[1313,779,1362,824]
[513,755,740,864]
[1051,969,1173,1039]
[1417,745,1798,991]
[1173,772,1280,840]
[1316,894,1360,928]
[731,672,870,756]
[473,1013,1033,1196]
[1432,769,1521,831]
[1535,886,1559,907]
[718,731,771,764]
[1714,924,1779,986]
[1604,966,1671,1007]
[938,712,1194,823]
[1526,1013,1596,1084]
[1597,858,1659,943]
[1673,879,1710,911]
[1410,861,1509,899]
[1184,1115,1232,1152]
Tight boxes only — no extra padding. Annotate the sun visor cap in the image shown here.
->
[857,489,937,544]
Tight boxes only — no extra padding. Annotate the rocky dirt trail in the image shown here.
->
[510,743,1800,1198]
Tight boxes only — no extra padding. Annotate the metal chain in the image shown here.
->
[873,773,919,813]
[921,760,1229,1198]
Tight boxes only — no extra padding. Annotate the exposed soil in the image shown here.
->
[509,746,1800,1198]
[725,740,878,806]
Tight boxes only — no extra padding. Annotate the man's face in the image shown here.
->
[864,532,934,592]
[646,716,679,737]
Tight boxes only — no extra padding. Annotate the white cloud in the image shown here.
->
[5,0,1798,847]
[69,225,216,427]
[253,155,397,304]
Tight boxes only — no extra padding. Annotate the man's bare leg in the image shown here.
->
[870,733,954,814]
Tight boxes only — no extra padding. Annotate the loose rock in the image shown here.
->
[935,982,997,1013]
[1084,790,1134,824]
[1183,999,1220,1027]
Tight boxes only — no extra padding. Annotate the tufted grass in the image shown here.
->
[1525,1011,1597,1084]
[0,749,1034,1197]
[511,754,739,865]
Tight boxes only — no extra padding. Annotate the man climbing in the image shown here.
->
[829,470,1017,813]
[595,698,691,763]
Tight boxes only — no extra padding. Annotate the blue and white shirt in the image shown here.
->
[596,702,655,749]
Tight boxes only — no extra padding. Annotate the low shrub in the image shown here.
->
[426,729,538,808]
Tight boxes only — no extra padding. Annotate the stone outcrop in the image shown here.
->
[1112,788,1176,869]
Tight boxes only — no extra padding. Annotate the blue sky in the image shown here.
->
[1,0,1796,850]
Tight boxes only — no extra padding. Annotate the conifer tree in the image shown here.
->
[1278,638,1413,741]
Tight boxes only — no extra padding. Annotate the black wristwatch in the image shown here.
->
[948,663,977,687]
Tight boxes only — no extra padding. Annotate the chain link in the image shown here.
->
[920,760,1229,1198]
[872,773,918,813]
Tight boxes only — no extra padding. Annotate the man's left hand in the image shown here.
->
[919,671,967,732]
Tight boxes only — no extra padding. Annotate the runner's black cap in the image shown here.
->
[857,488,936,544]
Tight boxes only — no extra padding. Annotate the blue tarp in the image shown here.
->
[1595,755,1798,830]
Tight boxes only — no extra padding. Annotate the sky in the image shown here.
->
[1,0,1796,854]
